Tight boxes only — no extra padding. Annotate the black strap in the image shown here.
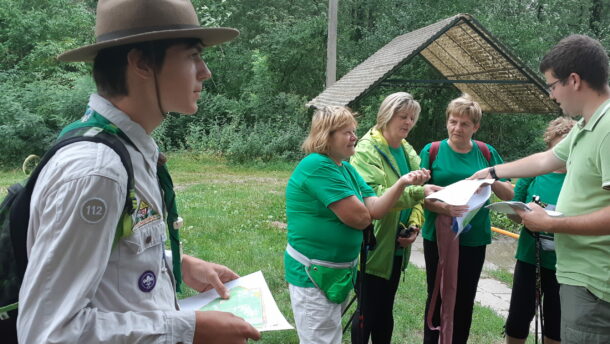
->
[11,130,135,280]
[60,128,136,216]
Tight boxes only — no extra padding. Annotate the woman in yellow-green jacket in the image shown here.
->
[350,92,439,344]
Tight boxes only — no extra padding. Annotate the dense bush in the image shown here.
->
[156,91,310,162]
[186,118,306,163]
[0,72,94,167]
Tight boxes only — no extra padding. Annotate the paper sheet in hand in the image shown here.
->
[485,201,563,217]
[425,179,495,205]
[425,179,495,234]
[178,270,293,332]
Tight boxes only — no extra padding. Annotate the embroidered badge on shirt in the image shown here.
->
[80,198,107,224]
[138,270,156,292]
[133,200,161,229]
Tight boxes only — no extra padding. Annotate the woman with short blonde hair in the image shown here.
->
[543,117,576,148]
[302,106,358,154]
[375,92,421,130]
[445,94,482,125]
[420,94,513,344]
[286,105,430,344]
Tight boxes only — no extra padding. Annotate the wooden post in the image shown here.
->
[326,0,338,88]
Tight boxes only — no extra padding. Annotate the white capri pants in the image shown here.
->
[289,284,348,344]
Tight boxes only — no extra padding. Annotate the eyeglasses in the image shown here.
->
[546,78,566,93]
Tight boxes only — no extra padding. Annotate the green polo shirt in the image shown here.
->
[552,99,610,302]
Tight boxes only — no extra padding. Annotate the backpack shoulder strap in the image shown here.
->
[59,127,136,216]
[473,140,491,164]
[61,128,137,244]
[429,141,441,168]
[11,128,136,280]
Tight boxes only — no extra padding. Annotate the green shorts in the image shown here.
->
[560,284,610,344]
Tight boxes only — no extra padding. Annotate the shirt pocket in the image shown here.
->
[117,219,167,300]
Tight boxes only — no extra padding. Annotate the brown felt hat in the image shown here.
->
[58,0,239,62]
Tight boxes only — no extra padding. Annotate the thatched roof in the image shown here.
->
[307,14,559,114]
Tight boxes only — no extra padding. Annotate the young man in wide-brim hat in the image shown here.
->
[17,0,261,343]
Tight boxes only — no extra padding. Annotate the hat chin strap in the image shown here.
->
[153,71,168,119]
[149,41,167,119]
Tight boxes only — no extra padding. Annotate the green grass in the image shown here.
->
[0,168,27,194]
[485,268,514,288]
[0,152,508,343]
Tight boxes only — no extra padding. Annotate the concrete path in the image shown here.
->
[409,235,514,318]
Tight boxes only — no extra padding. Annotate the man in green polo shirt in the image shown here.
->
[471,35,610,344]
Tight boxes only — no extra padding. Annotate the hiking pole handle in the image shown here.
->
[363,223,376,250]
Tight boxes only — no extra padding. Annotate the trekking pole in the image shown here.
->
[342,239,368,333]
[531,196,545,344]
[341,293,358,334]
[359,224,374,342]
[342,224,376,339]
[341,295,357,318]
[341,258,367,333]
[342,297,357,334]
[529,229,543,344]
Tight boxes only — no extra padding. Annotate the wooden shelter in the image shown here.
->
[307,14,559,114]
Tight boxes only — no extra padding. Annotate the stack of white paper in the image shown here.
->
[425,179,495,234]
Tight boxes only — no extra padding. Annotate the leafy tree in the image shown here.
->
[0,0,608,167]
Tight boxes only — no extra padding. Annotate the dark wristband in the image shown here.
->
[489,166,499,180]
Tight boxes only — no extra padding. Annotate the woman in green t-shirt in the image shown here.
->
[504,117,575,344]
[420,95,514,344]
[285,106,430,344]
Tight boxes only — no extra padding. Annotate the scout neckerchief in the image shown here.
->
[157,157,182,292]
[61,108,183,292]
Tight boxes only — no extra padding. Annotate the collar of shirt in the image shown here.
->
[579,99,610,132]
[88,93,159,170]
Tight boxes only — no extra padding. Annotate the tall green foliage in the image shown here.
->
[0,0,94,167]
[0,0,608,167]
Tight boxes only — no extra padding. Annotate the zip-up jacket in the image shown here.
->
[350,128,425,279]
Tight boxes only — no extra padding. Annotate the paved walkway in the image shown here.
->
[409,235,514,318]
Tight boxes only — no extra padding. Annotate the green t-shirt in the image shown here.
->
[551,99,610,302]
[419,139,505,246]
[513,173,565,270]
[284,153,376,287]
[389,145,411,256]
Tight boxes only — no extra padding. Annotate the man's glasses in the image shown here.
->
[546,78,566,93]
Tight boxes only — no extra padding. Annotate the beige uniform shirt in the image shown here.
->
[18,94,196,343]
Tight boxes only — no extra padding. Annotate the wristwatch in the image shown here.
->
[489,166,499,180]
